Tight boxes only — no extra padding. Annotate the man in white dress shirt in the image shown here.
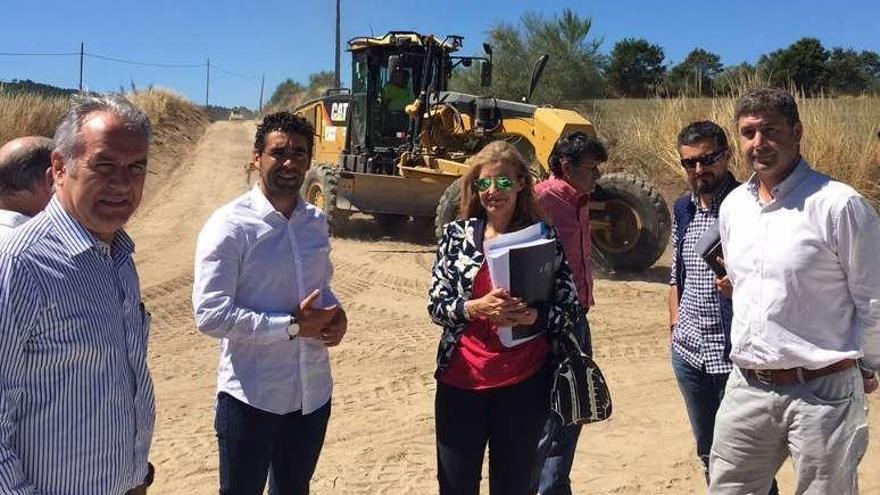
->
[0,136,53,237]
[710,87,880,494]
[193,111,347,495]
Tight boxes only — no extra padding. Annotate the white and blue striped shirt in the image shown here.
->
[0,196,155,495]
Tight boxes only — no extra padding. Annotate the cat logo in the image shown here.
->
[329,102,349,123]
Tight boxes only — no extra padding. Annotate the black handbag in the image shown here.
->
[550,331,612,426]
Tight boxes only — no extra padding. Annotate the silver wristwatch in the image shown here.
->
[287,314,300,340]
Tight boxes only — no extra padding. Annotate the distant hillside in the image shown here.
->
[0,79,78,98]
[1,79,253,123]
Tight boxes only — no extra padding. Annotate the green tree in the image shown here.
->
[862,51,880,93]
[305,71,337,99]
[268,78,305,107]
[666,48,723,96]
[450,9,606,103]
[267,71,338,110]
[606,38,666,97]
[757,37,829,94]
[713,63,759,95]
[825,48,873,94]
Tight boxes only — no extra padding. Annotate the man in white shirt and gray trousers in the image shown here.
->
[193,111,347,495]
[710,87,880,494]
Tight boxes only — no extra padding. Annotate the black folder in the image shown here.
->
[694,221,726,277]
[508,240,556,340]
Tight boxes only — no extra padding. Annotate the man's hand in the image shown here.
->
[714,257,733,299]
[321,309,347,347]
[715,276,733,299]
[297,289,341,339]
[865,375,878,394]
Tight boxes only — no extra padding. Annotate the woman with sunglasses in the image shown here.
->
[428,140,581,494]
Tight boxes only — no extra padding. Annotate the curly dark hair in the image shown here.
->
[548,131,607,177]
[253,111,315,154]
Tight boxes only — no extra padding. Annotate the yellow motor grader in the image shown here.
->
[295,31,670,271]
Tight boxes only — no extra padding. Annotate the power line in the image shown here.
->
[212,63,260,80]
[1,47,263,107]
[0,50,258,79]
[0,52,78,57]
[85,52,204,69]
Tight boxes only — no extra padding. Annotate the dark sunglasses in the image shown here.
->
[680,148,728,169]
[473,176,516,192]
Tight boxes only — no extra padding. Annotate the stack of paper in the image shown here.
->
[484,222,556,347]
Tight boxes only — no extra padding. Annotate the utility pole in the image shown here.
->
[78,42,84,91]
[334,0,341,88]
[259,74,265,113]
[205,58,210,107]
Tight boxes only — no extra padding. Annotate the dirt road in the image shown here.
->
[129,121,878,494]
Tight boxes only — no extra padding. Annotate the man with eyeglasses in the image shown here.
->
[709,88,878,494]
[668,121,780,493]
[531,131,606,495]
[193,111,348,494]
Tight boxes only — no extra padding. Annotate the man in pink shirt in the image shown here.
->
[532,131,606,495]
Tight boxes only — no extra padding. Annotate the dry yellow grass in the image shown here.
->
[0,92,67,143]
[0,87,206,145]
[0,88,208,206]
[127,88,209,149]
[581,94,880,206]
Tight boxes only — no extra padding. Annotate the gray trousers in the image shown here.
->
[708,365,869,494]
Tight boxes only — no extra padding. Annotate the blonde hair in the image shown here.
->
[459,140,544,230]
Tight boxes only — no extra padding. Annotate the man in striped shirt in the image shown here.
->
[0,94,155,495]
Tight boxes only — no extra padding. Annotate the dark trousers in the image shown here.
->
[671,350,779,495]
[435,364,551,495]
[215,392,331,495]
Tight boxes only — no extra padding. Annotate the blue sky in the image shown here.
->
[1,0,877,109]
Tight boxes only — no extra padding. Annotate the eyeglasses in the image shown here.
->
[680,148,728,169]
[473,176,516,192]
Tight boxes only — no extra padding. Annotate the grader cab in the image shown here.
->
[295,31,670,271]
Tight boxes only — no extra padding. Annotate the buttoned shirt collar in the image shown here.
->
[746,157,809,205]
[44,196,135,258]
[248,184,305,223]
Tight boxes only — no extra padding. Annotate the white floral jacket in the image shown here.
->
[427,218,581,377]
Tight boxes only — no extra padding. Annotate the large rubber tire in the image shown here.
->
[590,172,670,272]
[301,165,349,234]
[434,178,463,239]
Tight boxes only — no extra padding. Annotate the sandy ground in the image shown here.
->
[128,121,878,494]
